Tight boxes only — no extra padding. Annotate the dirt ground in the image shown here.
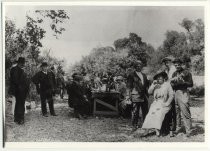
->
[5,95,204,142]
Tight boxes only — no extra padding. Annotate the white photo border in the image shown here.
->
[1,0,210,149]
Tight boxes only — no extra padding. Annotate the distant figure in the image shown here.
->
[57,74,65,99]
[48,66,56,97]
[68,73,90,119]
[106,72,115,91]
[94,73,102,91]
[127,60,150,131]
[115,76,127,101]
[171,58,193,137]
[32,62,57,117]
[9,57,30,124]
[66,76,74,108]
[141,72,174,137]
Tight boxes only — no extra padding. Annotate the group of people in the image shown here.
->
[9,59,60,124]
[125,56,193,138]
[65,72,127,119]
[8,55,194,138]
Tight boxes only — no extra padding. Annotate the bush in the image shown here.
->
[189,86,204,97]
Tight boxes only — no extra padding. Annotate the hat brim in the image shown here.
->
[161,56,175,63]
[172,60,182,64]
[41,65,48,67]
[153,72,168,80]
[162,58,172,63]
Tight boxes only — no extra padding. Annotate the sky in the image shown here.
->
[5,5,204,69]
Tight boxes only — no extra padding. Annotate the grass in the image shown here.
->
[5,95,204,142]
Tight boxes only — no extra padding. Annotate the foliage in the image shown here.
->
[5,10,69,72]
[5,10,70,97]
[114,33,152,66]
[35,10,70,38]
[71,33,153,78]
[153,18,204,75]
[189,85,204,97]
[191,54,204,75]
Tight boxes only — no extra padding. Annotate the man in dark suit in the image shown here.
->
[67,73,89,119]
[48,66,56,96]
[9,57,30,124]
[32,62,57,117]
[127,60,150,131]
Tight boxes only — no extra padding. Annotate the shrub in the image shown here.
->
[189,85,204,97]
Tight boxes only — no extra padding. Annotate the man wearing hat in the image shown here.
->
[171,58,193,137]
[67,73,89,119]
[161,56,177,137]
[9,57,30,124]
[32,62,57,117]
[127,60,150,131]
[161,56,176,79]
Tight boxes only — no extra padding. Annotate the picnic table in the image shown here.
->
[92,91,120,116]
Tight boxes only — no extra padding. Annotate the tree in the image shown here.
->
[70,33,154,78]
[5,10,70,71]
[5,10,70,97]
[180,18,194,33]
[156,18,204,75]
[113,33,153,66]
[162,30,188,58]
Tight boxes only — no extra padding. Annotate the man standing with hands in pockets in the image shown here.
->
[32,62,57,117]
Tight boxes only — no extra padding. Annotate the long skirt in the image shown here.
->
[142,100,171,130]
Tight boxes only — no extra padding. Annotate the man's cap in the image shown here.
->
[153,71,168,80]
[41,62,48,67]
[161,56,175,63]
[133,60,143,67]
[17,57,26,64]
[136,60,143,65]
[173,58,183,64]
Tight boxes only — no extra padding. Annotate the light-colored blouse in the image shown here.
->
[148,82,174,106]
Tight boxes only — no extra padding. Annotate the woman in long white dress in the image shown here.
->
[141,72,174,136]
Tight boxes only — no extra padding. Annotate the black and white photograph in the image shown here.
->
[1,0,208,147]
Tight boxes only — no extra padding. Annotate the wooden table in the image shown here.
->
[92,91,120,116]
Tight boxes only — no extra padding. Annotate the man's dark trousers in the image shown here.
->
[14,94,26,122]
[40,92,55,115]
[131,101,148,127]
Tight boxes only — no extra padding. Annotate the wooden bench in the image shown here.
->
[92,91,120,116]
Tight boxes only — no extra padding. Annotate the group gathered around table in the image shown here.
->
[9,55,194,138]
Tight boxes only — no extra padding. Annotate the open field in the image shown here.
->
[5,95,204,142]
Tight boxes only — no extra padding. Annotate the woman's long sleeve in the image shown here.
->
[148,84,155,95]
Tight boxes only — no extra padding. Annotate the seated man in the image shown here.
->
[67,73,90,119]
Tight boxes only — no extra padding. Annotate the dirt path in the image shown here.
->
[5,96,204,142]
